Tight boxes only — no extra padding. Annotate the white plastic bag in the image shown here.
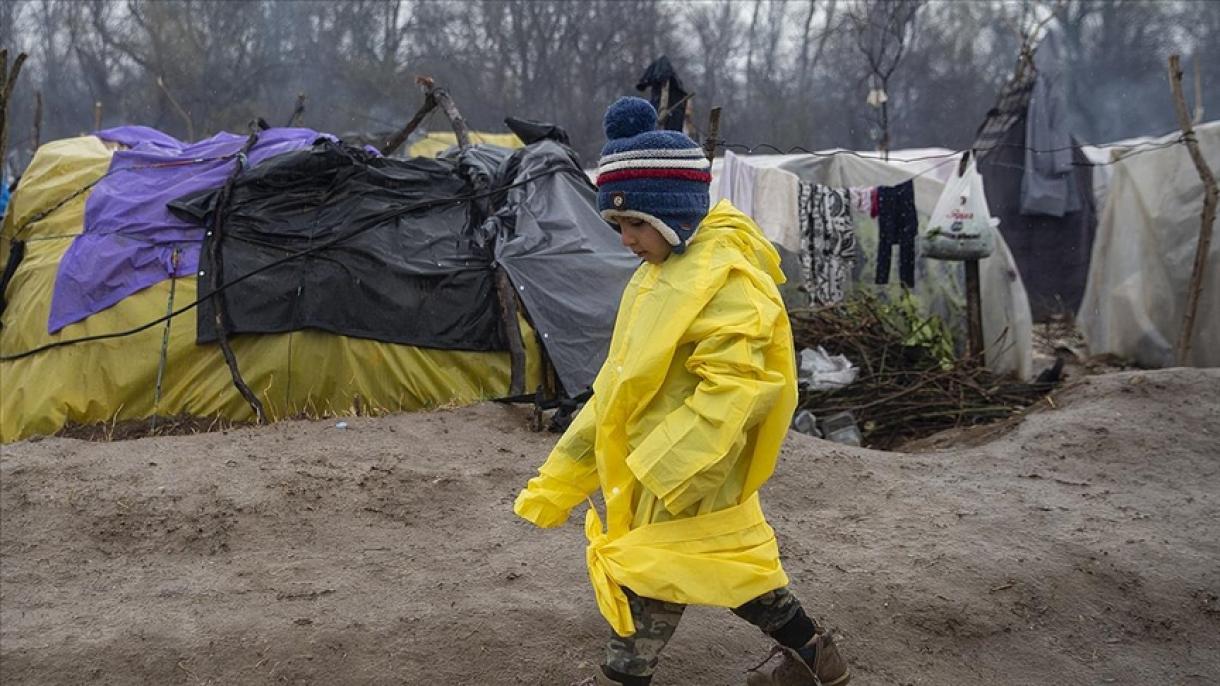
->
[921,158,997,261]
[798,346,858,391]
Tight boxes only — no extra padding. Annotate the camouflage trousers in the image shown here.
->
[605,586,805,678]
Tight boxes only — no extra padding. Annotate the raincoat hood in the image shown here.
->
[687,199,786,286]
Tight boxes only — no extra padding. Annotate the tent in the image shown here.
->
[1078,121,1220,368]
[972,27,1098,322]
[714,148,1034,381]
[0,126,632,442]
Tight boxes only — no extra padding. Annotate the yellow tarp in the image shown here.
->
[407,131,523,158]
[0,136,539,443]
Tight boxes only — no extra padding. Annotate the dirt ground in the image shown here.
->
[2,368,1218,685]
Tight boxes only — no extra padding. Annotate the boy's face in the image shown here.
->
[618,217,673,264]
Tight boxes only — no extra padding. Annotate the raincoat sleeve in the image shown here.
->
[514,403,600,528]
[626,272,788,515]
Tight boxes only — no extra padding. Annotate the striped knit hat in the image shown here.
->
[596,97,711,254]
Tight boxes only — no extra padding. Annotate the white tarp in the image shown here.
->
[715,149,1034,381]
[1079,120,1220,368]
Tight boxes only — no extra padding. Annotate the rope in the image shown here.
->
[150,247,181,433]
[716,136,1188,169]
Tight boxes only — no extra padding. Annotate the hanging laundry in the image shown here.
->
[799,183,856,307]
[849,186,876,217]
[875,180,917,288]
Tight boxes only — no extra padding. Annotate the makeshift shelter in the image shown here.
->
[715,149,1034,381]
[0,125,631,442]
[973,27,1098,322]
[1078,120,1220,368]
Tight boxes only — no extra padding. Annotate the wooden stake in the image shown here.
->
[657,81,670,129]
[93,101,103,131]
[657,91,695,128]
[1194,56,1204,125]
[426,82,470,149]
[703,106,722,164]
[32,90,42,150]
[957,151,985,365]
[0,50,30,176]
[379,92,437,156]
[286,92,306,127]
[156,76,193,141]
[1168,54,1218,366]
[495,268,526,397]
[965,260,984,364]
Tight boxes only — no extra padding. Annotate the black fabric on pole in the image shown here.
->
[636,55,688,132]
[171,141,507,351]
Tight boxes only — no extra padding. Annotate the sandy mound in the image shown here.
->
[2,369,1218,685]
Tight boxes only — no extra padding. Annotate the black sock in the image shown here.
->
[769,608,817,650]
[601,665,652,686]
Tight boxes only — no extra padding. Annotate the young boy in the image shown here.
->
[514,97,850,686]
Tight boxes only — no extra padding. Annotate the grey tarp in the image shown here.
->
[484,141,638,395]
[975,30,1097,321]
[1022,28,1082,217]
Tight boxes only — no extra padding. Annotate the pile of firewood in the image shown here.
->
[790,294,1056,449]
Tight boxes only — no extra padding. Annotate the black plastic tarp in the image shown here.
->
[172,141,507,351]
[636,56,688,132]
[483,141,638,395]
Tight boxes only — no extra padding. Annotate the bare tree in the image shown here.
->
[2,0,1215,170]
[848,0,924,157]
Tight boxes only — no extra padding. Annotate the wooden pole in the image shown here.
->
[32,90,42,150]
[1194,56,1204,125]
[156,76,193,141]
[1168,54,1218,366]
[92,101,103,131]
[965,260,984,363]
[703,106,722,164]
[657,91,694,128]
[208,129,267,423]
[953,151,984,364]
[0,50,30,177]
[657,81,670,129]
[427,84,470,149]
[286,92,306,127]
[379,92,437,156]
[495,268,526,397]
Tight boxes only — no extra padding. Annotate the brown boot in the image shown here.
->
[745,628,850,686]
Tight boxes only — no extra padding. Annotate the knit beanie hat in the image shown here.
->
[596,97,711,254]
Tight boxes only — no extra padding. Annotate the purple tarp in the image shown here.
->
[48,126,330,333]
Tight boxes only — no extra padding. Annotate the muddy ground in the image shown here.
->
[2,369,1218,685]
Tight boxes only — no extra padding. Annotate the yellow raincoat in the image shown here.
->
[514,200,798,636]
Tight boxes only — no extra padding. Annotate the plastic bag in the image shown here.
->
[921,158,997,261]
[798,346,858,391]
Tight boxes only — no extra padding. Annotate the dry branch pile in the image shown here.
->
[791,294,1055,449]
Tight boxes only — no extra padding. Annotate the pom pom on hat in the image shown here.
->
[604,97,658,140]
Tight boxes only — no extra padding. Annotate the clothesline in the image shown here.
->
[716,136,1188,170]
